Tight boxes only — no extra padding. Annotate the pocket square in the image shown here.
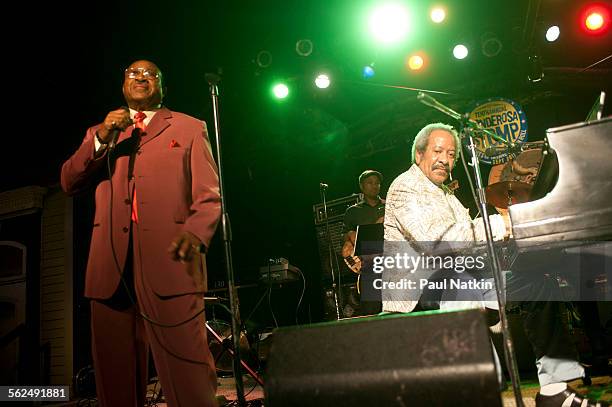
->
[170,140,180,148]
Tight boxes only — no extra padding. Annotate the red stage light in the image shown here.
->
[580,3,610,34]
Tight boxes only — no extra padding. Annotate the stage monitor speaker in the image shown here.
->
[265,309,501,407]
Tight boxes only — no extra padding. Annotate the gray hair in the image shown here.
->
[411,123,461,163]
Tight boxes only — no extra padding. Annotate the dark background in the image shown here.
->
[2,0,610,326]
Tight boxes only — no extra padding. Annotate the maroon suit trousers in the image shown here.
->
[90,231,217,407]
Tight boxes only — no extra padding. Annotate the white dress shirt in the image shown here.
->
[94,109,159,151]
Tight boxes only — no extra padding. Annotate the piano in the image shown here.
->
[509,116,612,245]
[506,117,611,301]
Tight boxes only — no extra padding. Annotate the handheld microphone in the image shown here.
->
[106,106,130,152]
[320,183,329,190]
[107,129,121,152]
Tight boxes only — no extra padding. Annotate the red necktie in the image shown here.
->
[134,111,147,132]
[131,112,146,223]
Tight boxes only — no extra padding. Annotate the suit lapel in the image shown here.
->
[139,107,172,148]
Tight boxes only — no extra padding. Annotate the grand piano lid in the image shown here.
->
[509,116,612,245]
[546,116,610,134]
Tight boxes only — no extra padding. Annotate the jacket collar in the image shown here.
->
[138,107,172,147]
[409,164,453,195]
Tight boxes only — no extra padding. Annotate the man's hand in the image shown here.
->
[341,230,362,272]
[168,231,203,263]
[501,212,513,239]
[344,255,362,274]
[97,108,132,143]
[342,231,356,257]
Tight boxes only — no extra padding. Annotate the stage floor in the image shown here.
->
[148,374,611,406]
[500,376,611,407]
[46,372,611,406]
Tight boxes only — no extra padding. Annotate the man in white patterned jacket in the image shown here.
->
[381,123,604,407]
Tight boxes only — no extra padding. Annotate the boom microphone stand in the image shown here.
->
[417,92,525,407]
[206,73,246,406]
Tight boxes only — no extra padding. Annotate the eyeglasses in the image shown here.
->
[125,67,160,80]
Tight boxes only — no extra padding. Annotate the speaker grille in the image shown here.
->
[312,195,360,283]
[265,309,501,407]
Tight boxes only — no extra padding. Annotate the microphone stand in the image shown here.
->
[206,73,246,406]
[417,92,524,407]
[416,92,510,146]
[320,183,341,320]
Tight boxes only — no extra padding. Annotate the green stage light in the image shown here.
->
[453,44,469,59]
[368,3,410,45]
[314,74,331,89]
[272,83,289,99]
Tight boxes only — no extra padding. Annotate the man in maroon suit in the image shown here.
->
[61,60,220,406]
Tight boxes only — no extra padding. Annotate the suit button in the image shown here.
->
[124,198,131,205]
[122,227,129,233]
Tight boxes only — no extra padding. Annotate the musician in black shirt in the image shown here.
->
[341,170,385,314]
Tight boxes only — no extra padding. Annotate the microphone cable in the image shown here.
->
[295,268,306,325]
[266,261,279,328]
[105,135,207,329]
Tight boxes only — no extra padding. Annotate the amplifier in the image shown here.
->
[313,194,361,281]
[259,258,301,283]
[312,194,360,226]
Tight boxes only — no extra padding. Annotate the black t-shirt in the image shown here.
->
[342,200,385,233]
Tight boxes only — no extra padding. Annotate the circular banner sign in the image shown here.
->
[467,97,528,165]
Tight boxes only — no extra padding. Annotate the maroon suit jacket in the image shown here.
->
[61,108,221,299]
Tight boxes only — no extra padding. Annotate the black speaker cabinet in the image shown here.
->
[265,309,501,407]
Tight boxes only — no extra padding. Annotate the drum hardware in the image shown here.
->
[206,319,264,386]
[204,295,263,385]
[487,147,545,209]
[485,181,532,209]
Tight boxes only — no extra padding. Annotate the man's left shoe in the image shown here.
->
[535,386,610,407]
